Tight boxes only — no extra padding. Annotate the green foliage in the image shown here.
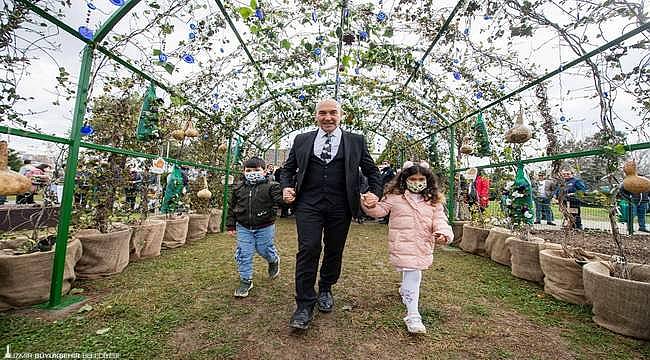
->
[504,164,534,227]
[7,147,22,172]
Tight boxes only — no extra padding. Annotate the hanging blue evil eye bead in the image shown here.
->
[376,10,387,22]
[453,59,459,64]
[311,10,318,23]
[453,71,461,80]
[313,47,322,56]
[354,67,360,75]
[560,115,566,122]
[359,30,369,41]
[87,2,96,10]
[158,53,168,62]
[220,48,224,53]
[298,92,306,101]
[317,70,321,77]
[189,32,196,40]
[603,91,608,98]
[109,0,125,6]
[212,103,220,111]
[189,23,197,31]
[463,28,470,36]
[483,15,492,20]
[255,7,264,21]
[500,83,505,90]
[475,91,483,99]
[203,134,209,140]
[78,26,94,40]
[80,123,94,136]
[182,54,195,63]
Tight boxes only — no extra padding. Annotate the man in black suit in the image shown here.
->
[281,99,382,330]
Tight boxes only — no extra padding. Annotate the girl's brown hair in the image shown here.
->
[384,164,444,204]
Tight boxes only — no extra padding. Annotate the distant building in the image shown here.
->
[263,148,290,166]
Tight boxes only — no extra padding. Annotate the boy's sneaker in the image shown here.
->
[268,259,280,279]
[234,279,253,298]
[404,315,426,334]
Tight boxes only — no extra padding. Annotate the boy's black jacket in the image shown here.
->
[226,180,283,230]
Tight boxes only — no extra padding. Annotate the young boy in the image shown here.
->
[226,157,283,297]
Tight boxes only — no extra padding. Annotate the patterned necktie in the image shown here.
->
[320,134,332,161]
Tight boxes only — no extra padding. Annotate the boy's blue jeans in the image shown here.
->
[235,223,279,281]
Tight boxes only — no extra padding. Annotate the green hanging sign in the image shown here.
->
[473,112,491,157]
[136,83,161,141]
[160,165,184,214]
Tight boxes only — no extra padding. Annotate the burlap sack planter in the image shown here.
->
[539,249,608,305]
[451,221,469,247]
[130,219,166,260]
[207,208,222,233]
[583,262,650,340]
[187,214,210,242]
[0,238,82,311]
[506,237,554,283]
[485,227,513,265]
[75,225,132,279]
[152,215,189,249]
[459,225,490,256]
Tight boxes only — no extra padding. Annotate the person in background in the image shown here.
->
[266,164,275,181]
[470,168,490,212]
[19,163,51,204]
[534,172,557,226]
[125,168,142,210]
[16,159,35,204]
[619,187,650,233]
[559,169,587,230]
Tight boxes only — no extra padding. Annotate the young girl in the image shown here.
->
[361,161,453,334]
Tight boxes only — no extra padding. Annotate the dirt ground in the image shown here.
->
[532,229,649,264]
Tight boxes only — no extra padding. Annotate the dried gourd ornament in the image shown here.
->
[622,160,650,194]
[197,176,212,199]
[460,136,473,155]
[505,107,532,143]
[0,141,32,196]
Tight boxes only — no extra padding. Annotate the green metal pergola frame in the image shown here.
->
[3,0,648,309]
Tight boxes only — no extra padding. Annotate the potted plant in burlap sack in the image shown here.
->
[151,164,189,249]
[0,141,83,310]
[582,159,650,340]
[126,161,166,261]
[185,173,212,242]
[459,168,492,256]
[72,155,132,280]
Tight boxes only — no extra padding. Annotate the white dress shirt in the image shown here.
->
[313,127,342,163]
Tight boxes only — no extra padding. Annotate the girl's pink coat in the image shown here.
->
[362,193,453,270]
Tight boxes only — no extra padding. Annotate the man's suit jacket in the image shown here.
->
[280,129,382,215]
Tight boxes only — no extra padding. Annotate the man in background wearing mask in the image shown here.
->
[226,157,283,298]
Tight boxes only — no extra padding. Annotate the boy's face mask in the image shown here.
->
[244,171,266,184]
[406,179,427,193]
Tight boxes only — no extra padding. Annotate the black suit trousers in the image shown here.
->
[294,199,351,308]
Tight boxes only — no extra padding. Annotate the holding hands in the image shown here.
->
[361,192,379,208]
[433,233,448,245]
[283,187,296,204]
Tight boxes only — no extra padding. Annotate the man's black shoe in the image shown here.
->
[317,291,334,313]
[547,222,557,226]
[289,306,315,330]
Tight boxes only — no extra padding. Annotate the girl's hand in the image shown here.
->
[433,233,447,245]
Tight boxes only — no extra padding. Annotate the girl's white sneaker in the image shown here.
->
[404,315,426,334]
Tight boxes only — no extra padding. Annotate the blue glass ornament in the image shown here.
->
[87,2,96,10]
[560,115,566,122]
[475,91,483,99]
[109,0,124,6]
[359,30,369,41]
[158,53,168,62]
[255,8,264,21]
[463,28,469,36]
[430,118,437,125]
[483,15,492,20]
[354,68,360,75]
[182,54,195,63]
[313,48,321,56]
[317,71,321,77]
[189,23,197,31]
[311,10,317,23]
[376,10,387,22]
[316,35,324,43]
[78,26,94,40]
[298,93,306,101]
[212,103,220,111]
[220,48,224,53]
[343,8,349,18]
[499,83,505,90]
[453,59,459,64]
[603,91,608,98]
[453,71,461,80]
[189,32,196,40]
[80,123,94,136]
[203,134,209,140]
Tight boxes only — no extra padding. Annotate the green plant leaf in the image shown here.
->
[239,6,253,19]
[383,27,394,37]
[250,24,260,34]
[163,63,175,74]
[250,0,257,9]
[152,49,161,56]
[280,39,291,49]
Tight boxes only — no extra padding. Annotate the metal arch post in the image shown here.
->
[448,126,456,222]
[48,46,94,308]
[220,136,234,232]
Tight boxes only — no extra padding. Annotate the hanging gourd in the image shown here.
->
[184,120,199,138]
[0,141,32,196]
[197,176,212,200]
[460,136,473,155]
[473,112,491,157]
[217,143,228,153]
[622,160,650,194]
[171,129,186,141]
[505,107,532,144]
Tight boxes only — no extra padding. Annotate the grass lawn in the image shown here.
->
[1,219,648,359]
